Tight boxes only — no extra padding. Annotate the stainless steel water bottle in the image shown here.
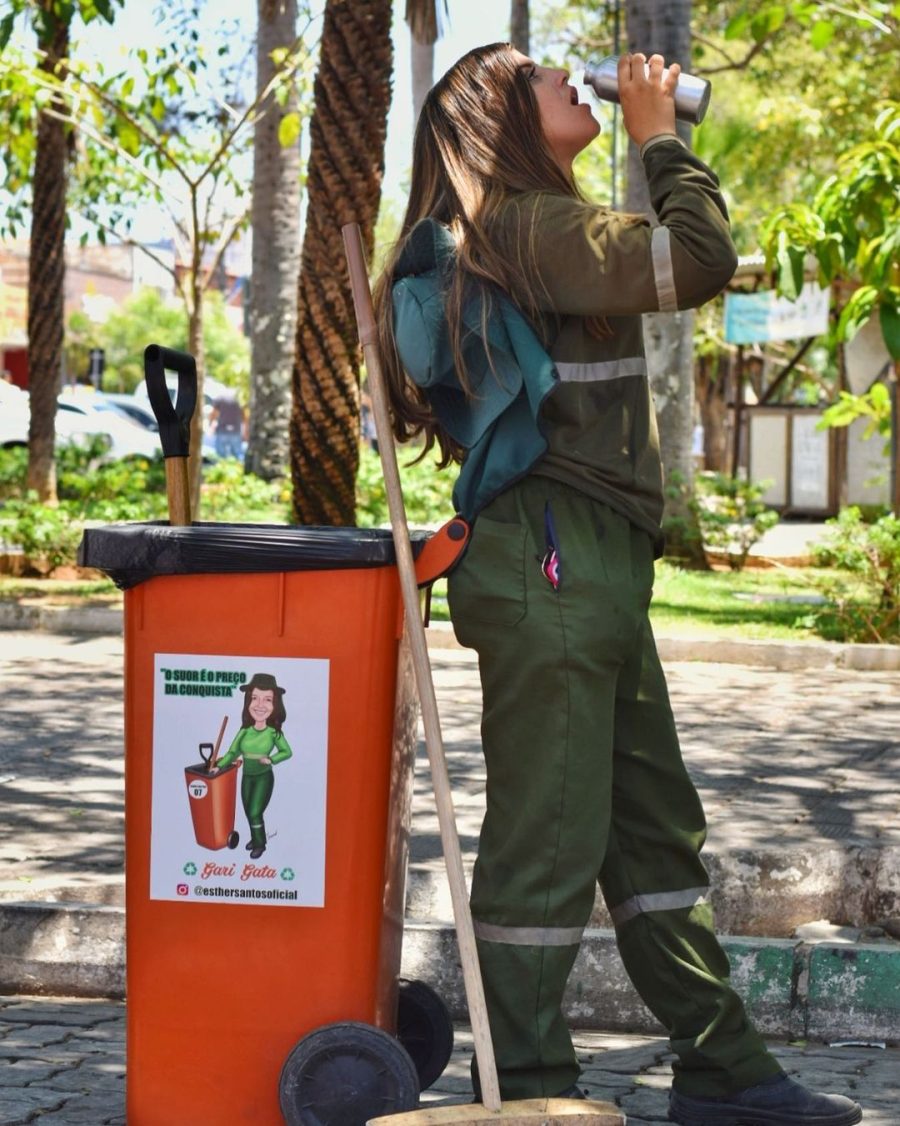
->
[583,54,711,125]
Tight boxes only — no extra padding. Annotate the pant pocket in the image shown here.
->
[447,515,528,631]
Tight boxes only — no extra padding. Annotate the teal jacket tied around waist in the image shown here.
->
[391,218,559,522]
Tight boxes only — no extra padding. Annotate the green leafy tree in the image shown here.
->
[93,287,250,395]
[1,4,311,515]
[760,102,900,512]
[0,0,122,503]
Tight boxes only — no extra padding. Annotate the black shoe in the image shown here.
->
[668,1073,862,1125]
[554,1085,587,1100]
[245,841,254,851]
[249,845,266,859]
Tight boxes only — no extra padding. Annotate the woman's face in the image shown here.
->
[249,688,275,726]
[512,50,600,172]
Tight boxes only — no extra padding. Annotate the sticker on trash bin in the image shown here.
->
[149,653,329,907]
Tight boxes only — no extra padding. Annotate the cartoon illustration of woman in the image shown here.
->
[210,673,292,859]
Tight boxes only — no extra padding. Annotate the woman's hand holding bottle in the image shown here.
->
[617,52,679,147]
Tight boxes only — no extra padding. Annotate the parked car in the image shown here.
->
[95,392,160,433]
[93,390,220,462]
[0,387,161,460]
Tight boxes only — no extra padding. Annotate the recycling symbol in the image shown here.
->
[280,867,295,881]
[183,862,197,876]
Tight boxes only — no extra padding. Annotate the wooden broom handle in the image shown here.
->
[342,223,502,1112]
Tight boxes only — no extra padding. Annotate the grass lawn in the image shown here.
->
[0,575,120,605]
[648,561,827,640]
[427,560,836,642]
[0,561,850,644]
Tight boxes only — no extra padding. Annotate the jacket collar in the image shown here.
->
[394,218,455,279]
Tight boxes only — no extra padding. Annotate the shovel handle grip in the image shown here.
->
[144,344,197,459]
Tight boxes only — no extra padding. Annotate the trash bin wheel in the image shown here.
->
[226,830,239,849]
[397,978,454,1091]
[279,1020,419,1126]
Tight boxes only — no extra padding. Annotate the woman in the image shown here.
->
[373,43,862,1126]
[212,672,292,859]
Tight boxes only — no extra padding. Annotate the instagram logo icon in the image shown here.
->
[176,884,189,897]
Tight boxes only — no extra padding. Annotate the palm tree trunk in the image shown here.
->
[247,0,301,482]
[26,13,69,503]
[510,0,530,55]
[624,0,706,564]
[290,0,392,525]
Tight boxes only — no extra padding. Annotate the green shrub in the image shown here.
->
[0,446,28,500]
[356,443,455,528]
[692,472,780,571]
[57,441,167,509]
[198,458,290,523]
[809,507,900,643]
[0,495,84,573]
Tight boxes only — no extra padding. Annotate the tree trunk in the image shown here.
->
[624,0,706,564]
[410,36,434,126]
[510,0,530,55]
[290,0,392,525]
[696,352,729,472]
[26,14,69,503]
[187,292,205,520]
[407,1,441,127]
[247,0,301,482]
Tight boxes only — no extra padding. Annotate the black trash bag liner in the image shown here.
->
[78,521,428,590]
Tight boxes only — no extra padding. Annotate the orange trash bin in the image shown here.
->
[184,760,239,851]
[79,522,452,1125]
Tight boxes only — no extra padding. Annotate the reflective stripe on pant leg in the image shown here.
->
[608,886,709,927]
[600,616,780,1097]
[472,921,586,946]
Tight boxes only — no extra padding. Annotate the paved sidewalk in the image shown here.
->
[1,994,897,1126]
[2,632,899,920]
[1,630,899,1041]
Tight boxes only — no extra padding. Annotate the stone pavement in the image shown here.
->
[2,630,899,930]
[2,624,899,1044]
[1,994,898,1125]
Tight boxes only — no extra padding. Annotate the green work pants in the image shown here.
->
[241,770,274,848]
[447,476,781,1101]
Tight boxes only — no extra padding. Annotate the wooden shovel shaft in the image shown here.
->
[165,457,191,526]
[342,223,502,1112]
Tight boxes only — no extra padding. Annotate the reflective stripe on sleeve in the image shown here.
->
[554,357,647,383]
[651,226,678,312]
[609,886,709,927]
[472,920,585,947]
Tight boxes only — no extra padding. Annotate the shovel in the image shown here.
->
[199,716,229,775]
[144,344,197,526]
[342,223,624,1126]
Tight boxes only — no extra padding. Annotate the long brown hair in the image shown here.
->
[373,42,587,467]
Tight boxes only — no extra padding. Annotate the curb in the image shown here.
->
[0,601,123,635]
[2,903,897,1042]
[1,601,898,671]
[407,843,900,940]
[0,902,125,999]
[425,621,900,672]
[401,924,900,1043]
